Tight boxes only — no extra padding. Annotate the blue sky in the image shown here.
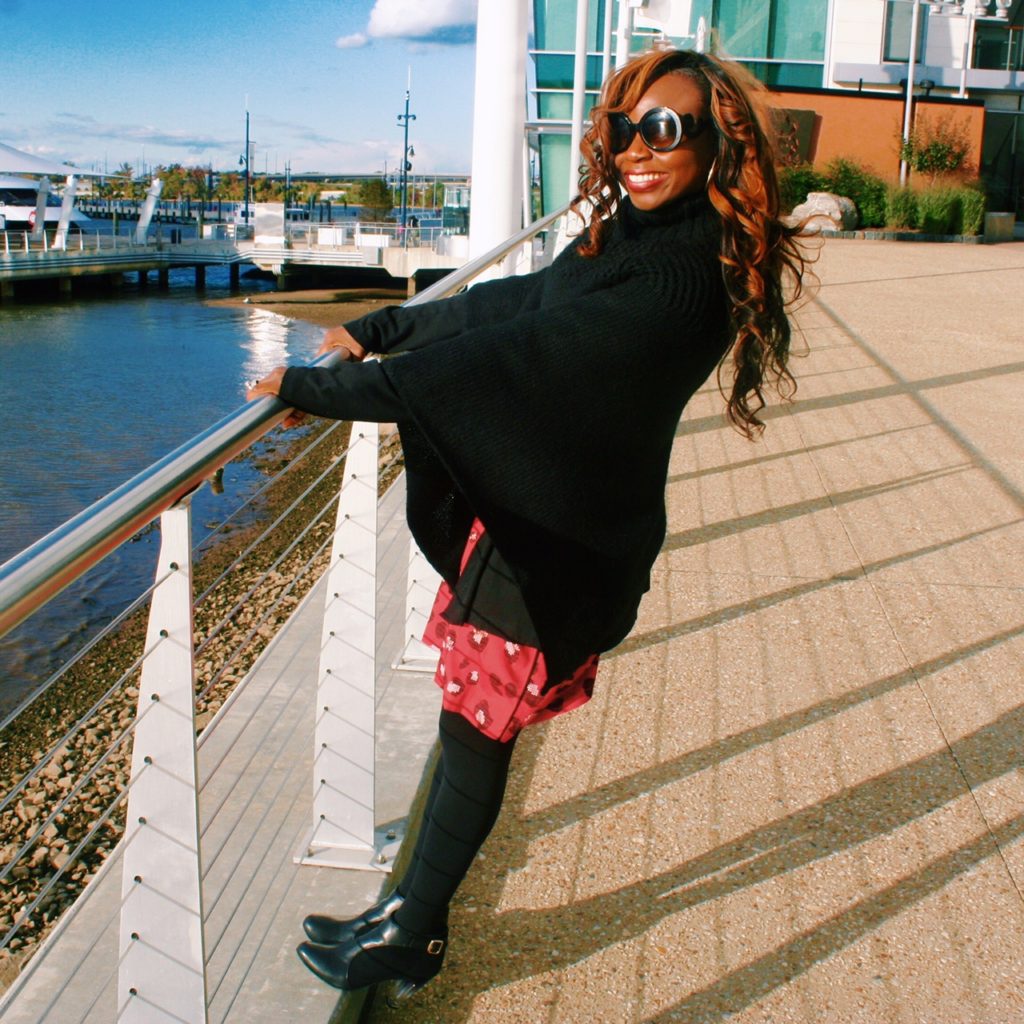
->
[0,0,478,176]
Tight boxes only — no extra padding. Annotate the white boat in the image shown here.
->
[0,173,94,231]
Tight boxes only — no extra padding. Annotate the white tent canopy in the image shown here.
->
[0,141,80,176]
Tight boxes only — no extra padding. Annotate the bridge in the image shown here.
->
[0,221,468,301]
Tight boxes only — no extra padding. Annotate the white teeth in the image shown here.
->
[627,173,662,183]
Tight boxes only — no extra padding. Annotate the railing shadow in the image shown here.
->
[616,520,1016,657]
[676,359,1024,440]
[661,463,970,553]
[641,810,1024,1022]
[393,695,1023,1021]
[666,423,929,484]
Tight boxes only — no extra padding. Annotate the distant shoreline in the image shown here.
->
[205,285,408,330]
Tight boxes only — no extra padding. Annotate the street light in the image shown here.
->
[239,106,251,224]
[396,72,416,237]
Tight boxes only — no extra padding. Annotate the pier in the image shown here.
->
[0,222,466,301]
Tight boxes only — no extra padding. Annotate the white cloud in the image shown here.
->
[366,0,476,44]
[335,32,368,49]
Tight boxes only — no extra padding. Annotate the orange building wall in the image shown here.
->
[764,89,986,183]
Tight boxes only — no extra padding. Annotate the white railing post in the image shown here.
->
[393,540,443,673]
[118,500,207,1024]
[296,421,402,871]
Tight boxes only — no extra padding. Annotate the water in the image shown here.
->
[0,266,327,712]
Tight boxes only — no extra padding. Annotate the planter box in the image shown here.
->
[983,212,1015,244]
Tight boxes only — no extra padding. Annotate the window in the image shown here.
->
[883,0,927,63]
[713,0,825,62]
[711,0,826,86]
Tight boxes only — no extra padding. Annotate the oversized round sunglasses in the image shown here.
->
[607,107,709,154]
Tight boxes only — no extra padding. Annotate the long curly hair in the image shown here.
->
[573,49,810,438]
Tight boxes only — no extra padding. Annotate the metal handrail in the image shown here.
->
[0,204,566,641]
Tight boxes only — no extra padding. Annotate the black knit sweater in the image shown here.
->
[280,193,730,674]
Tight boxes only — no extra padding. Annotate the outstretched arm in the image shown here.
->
[343,269,548,356]
[246,357,406,425]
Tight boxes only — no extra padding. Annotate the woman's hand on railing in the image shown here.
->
[318,326,366,361]
[246,367,306,428]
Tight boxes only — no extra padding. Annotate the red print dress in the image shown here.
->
[423,519,599,743]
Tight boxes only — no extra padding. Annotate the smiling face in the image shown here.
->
[612,71,716,212]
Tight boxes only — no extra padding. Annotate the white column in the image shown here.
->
[118,503,206,1024]
[567,0,591,203]
[30,177,49,241]
[394,541,443,673]
[601,0,614,84]
[134,177,164,244]
[295,422,401,871]
[54,175,77,251]
[467,0,528,269]
[900,0,924,186]
[615,0,634,68]
[822,0,837,88]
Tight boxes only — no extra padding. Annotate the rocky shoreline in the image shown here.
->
[205,283,408,327]
[0,286,406,991]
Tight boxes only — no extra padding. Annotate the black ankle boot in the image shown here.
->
[302,889,405,946]
[296,917,447,1001]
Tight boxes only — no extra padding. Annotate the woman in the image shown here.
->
[247,48,807,1001]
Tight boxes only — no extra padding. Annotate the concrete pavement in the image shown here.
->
[365,238,1024,1023]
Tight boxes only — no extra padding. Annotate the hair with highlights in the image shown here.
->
[573,49,810,438]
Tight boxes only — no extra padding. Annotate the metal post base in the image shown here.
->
[392,636,440,674]
[294,823,405,872]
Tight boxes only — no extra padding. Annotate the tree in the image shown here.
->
[159,163,188,199]
[186,167,211,201]
[356,178,394,220]
[900,116,972,185]
[215,172,243,201]
[253,175,283,201]
[108,163,137,200]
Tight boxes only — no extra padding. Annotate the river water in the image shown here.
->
[0,266,327,713]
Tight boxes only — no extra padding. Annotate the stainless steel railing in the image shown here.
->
[0,204,567,1022]
[0,205,565,640]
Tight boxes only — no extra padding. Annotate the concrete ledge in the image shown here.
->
[812,228,984,244]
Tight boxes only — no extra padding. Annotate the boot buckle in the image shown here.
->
[426,939,445,955]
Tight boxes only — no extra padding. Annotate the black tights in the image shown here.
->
[393,710,517,935]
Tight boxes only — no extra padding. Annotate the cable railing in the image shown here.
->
[0,229,162,256]
[0,220,460,261]
[0,203,566,1022]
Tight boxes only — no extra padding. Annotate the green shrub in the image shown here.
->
[900,116,972,184]
[955,185,986,235]
[917,187,959,234]
[777,164,823,213]
[820,158,887,227]
[884,186,918,229]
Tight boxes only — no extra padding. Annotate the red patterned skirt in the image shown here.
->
[423,519,599,743]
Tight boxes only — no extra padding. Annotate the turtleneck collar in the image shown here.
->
[622,190,714,230]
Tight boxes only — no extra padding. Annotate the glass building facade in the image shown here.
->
[532,0,609,215]
[711,0,827,86]
[882,0,928,63]
[530,0,831,211]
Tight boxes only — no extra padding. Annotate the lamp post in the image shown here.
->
[396,73,416,237]
[239,106,251,224]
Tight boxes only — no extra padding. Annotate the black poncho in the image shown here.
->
[280,193,730,676]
